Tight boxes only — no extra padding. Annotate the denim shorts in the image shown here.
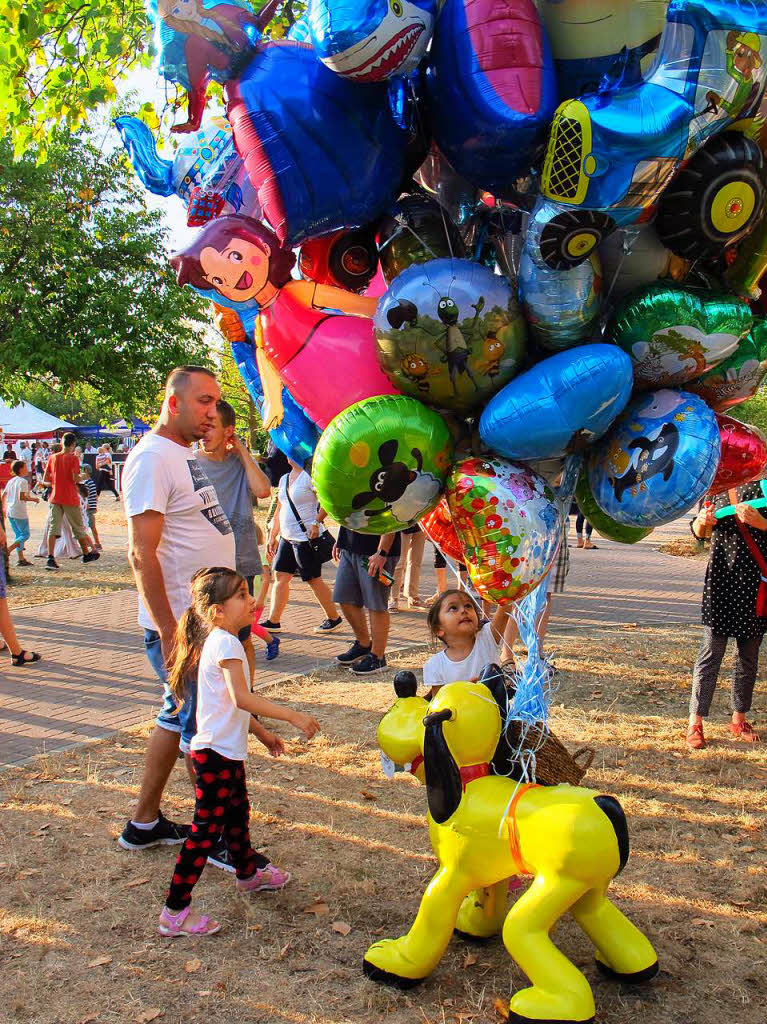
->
[8,516,30,547]
[145,629,198,752]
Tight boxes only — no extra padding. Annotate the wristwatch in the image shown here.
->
[377,549,389,558]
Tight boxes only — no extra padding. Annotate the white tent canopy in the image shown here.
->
[0,399,75,439]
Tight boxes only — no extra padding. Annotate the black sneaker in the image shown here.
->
[117,811,190,850]
[336,641,371,666]
[207,836,236,873]
[45,556,59,571]
[261,619,281,633]
[314,616,342,633]
[82,551,100,563]
[352,653,388,676]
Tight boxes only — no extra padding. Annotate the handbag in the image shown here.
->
[284,476,335,564]
[730,487,767,618]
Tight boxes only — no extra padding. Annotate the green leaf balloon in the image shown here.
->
[609,284,752,391]
[686,319,767,411]
[574,472,653,545]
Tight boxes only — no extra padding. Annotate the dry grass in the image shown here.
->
[656,537,707,560]
[1,635,766,1024]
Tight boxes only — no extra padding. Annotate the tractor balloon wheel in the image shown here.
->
[538,210,616,270]
[656,133,765,261]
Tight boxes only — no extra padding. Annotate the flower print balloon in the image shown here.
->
[445,456,562,605]
[171,215,399,430]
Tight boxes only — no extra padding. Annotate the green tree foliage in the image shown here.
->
[731,389,767,434]
[211,332,269,453]
[0,129,211,418]
[0,0,305,151]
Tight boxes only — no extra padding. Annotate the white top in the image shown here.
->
[278,470,319,543]
[422,622,499,688]
[191,628,251,761]
[122,433,236,630]
[19,447,33,469]
[4,476,29,518]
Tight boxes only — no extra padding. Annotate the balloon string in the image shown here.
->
[603,227,637,308]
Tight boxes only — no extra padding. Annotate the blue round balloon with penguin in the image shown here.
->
[587,390,721,528]
[480,344,634,462]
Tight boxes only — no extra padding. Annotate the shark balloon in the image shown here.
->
[307,0,439,81]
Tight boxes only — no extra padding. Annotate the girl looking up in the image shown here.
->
[423,589,509,697]
[158,566,320,938]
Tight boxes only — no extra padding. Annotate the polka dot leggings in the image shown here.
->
[165,749,268,911]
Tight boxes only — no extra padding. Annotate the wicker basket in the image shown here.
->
[504,721,594,787]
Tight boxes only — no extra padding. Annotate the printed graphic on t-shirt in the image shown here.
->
[188,461,233,537]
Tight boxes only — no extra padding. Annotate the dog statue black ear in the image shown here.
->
[423,709,462,824]
[477,663,524,781]
[393,670,418,699]
[477,663,511,715]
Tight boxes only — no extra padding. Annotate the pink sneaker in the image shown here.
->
[236,864,291,893]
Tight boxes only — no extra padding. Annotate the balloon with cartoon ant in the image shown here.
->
[374,258,527,414]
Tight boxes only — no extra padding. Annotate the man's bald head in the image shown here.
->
[160,365,221,445]
[165,365,217,399]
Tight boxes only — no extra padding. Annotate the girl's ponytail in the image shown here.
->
[167,608,208,705]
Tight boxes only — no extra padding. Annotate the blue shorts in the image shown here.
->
[8,517,30,548]
[0,556,6,600]
[145,629,198,753]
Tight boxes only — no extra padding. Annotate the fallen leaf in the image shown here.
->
[122,877,150,890]
[690,918,715,928]
[331,920,351,936]
[214,982,226,993]
[197,991,212,997]
[88,955,113,968]
[493,997,509,1020]
[279,941,292,959]
[77,1016,98,1024]
[463,952,477,968]
[184,958,202,974]
[303,901,329,916]
[740,846,757,853]
[361,790,378,801]
[135,1011,163,1023]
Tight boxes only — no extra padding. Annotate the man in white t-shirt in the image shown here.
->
[118,365,236,857]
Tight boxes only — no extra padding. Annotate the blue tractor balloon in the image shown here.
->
[587,389,721,527]
[307,0,439,81]
[535,0,767,270]
[480,345,634,462]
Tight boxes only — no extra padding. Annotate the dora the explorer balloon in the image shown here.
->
[171,215,399,429]
[148,0,279,133]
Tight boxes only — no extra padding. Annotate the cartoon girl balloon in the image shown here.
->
[171,215,399,429]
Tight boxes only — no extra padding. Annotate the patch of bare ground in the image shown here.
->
[1,634,766,1023]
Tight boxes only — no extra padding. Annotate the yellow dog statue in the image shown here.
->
[366,673,658,1024]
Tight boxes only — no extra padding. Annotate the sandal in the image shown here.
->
[157,905,221,937]
[236,863,291,893]
[730,719,760,742]
[11,651,42,667]
[17,558,32,567]
[685,722,706,750]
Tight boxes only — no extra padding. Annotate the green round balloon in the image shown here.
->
[312,395,454,535]
[575,472,653,545]
[609,284,752,390]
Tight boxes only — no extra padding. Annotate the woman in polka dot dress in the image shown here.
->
[687,481,767,750]
[158,567,320,937]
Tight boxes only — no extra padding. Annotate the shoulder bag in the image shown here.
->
[284,477,335,564]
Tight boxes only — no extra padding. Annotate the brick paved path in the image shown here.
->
[0,522,705,767]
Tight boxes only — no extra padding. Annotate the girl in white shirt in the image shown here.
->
[158,566,320,938]
[423,589,509,697]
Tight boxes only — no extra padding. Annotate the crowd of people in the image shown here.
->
[1,363,764,936]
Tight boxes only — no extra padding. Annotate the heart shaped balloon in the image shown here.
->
[445,456,561,605]
[419,498,465,562]
[610,285,752,391]
[709,415,767,496]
